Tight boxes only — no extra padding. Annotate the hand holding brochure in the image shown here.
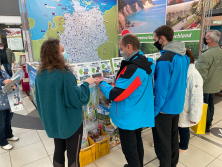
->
[7,86,23,112]
[2,75,20,94]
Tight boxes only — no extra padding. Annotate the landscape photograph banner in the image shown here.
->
[118,0,202,44]
[166,0,202,31]
[118,0,167,34]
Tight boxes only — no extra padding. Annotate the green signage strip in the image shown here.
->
[119,30,201,43]
[173,30,201,42]
[212,20,222,25]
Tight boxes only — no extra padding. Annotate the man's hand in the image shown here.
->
[10,85,16,90]
[95,78,104,87]
[190,121,196,124]
[2,79,13,85]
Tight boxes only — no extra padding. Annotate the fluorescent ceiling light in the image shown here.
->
[0,16,21,25]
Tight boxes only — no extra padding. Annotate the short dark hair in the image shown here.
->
[154,25,174,42]
[186,48,195,64]
[0,43,3,46]
[121,33,140,50]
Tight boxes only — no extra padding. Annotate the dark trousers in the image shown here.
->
[3,63,12,77]
[119,128,144,167]
[178,127,190,150]
[152,113,179,167]
[0,110,13,146]
[204,94,215,129]
[53,123,83,167]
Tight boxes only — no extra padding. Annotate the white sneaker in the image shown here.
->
[1,144,13,150]
[7,137,19,141]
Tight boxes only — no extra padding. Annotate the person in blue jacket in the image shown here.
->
[152,25,190,167]
[95,33,155,167]
[0,70,19,150]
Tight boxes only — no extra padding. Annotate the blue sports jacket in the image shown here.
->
[154,41,190,116]
[99,51,155,130]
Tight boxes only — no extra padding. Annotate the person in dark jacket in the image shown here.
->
[152,25,190,167]
[0,43,15,77]
[0,69,19,150]
[95,34,155,167]
[35,39,95,167]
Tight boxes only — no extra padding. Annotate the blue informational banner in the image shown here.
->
[27,65,37,105]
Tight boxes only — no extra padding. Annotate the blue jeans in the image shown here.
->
[204,94,215,129]
[0,110,13,146]
[3,63,12,77]
[178,127,190,150]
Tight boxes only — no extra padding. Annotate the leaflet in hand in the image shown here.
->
[7,86,23,112]
[2,75,20,94]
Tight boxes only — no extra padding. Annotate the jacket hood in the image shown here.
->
[118,51,152,77]
[163,41,186,56]
[130,51,152,74]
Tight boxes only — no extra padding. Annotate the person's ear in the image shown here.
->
[160,36,165,44]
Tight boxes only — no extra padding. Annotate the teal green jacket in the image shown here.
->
[35,69,90,139]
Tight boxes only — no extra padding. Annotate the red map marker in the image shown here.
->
[121,29,130,37]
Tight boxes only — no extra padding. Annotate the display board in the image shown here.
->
[6,28,24,51]
[27,64,38,105]
[25,0,118,62]
[118,0,202,58]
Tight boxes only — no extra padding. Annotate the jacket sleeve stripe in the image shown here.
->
[114,76,141,102]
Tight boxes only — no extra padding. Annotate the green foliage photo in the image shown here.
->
[140,43,159,54]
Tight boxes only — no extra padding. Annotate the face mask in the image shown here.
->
[154,39,162,51]
[203,37,208,45]
[120,51,128,59]
[62,51,68,60]
[0,47,3,50]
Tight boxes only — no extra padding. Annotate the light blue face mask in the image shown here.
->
[62,51,68,60]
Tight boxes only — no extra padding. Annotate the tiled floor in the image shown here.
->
[1,93,222,167]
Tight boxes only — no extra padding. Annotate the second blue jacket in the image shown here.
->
[154,41,190,116]
[99,51,155,130]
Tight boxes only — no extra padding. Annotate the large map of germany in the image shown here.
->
[26,0,118,62]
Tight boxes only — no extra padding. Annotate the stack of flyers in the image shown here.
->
[11,68,24,80]
[89,61,102,78]
[100,60,112,77]
[145,54,156,61]
[75,63,91,82]
[2,75,20,94]
[112,57,123,74]
[7,86,23,112]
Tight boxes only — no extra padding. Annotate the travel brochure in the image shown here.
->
[2,74,23,112]
[89,61,102,78]
[100,60,112,77]
[82,86,99,125]
[7,86,23,112]
[2,76,21,94]
[69,60,113,83]
[97,81,121,148]
[145,52,161,63]
[112,57,123,74]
